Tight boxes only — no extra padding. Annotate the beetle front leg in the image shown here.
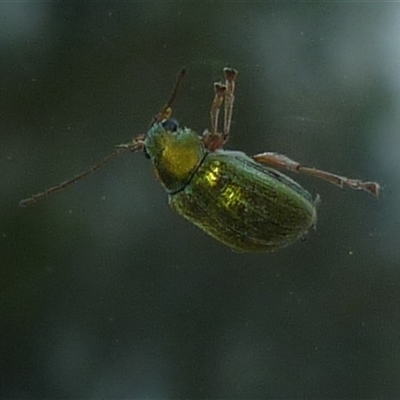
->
[202,82,226,152]
[253,152,380,197]
[222,67,238,144]
[210,82,226,137]
[203,68,238,152]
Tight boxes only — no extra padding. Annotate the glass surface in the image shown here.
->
[1,3,398,399]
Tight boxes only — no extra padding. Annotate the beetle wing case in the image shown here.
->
[169,150,317,253]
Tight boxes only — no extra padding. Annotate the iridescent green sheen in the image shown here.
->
[145,123,206,194]
[146,122,317,253]
[170,150,317,253]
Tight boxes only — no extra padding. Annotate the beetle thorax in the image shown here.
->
[145,122,206,193]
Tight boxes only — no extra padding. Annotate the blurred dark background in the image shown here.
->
[1,3,399,399]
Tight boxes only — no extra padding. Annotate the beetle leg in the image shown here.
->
[203,68,238,152]
[253,152,380,197]
[223,67,238,144]
[19,136,145,207]
[210,82,227,137]
[203,82,226,151]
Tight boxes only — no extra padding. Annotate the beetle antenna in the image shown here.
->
[19,136,144,207]
[152,68,186,124]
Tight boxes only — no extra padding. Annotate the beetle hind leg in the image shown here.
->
[253,152,380,197]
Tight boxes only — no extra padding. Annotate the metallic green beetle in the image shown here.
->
[20,68,380,252]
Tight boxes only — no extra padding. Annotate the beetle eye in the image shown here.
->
[162,118,178,132]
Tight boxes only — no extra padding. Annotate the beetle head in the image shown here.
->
[144,119,206,193]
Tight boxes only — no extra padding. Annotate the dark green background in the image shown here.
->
[1,3,398,399]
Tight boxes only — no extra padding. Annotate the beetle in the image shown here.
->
[20,68,380,252]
